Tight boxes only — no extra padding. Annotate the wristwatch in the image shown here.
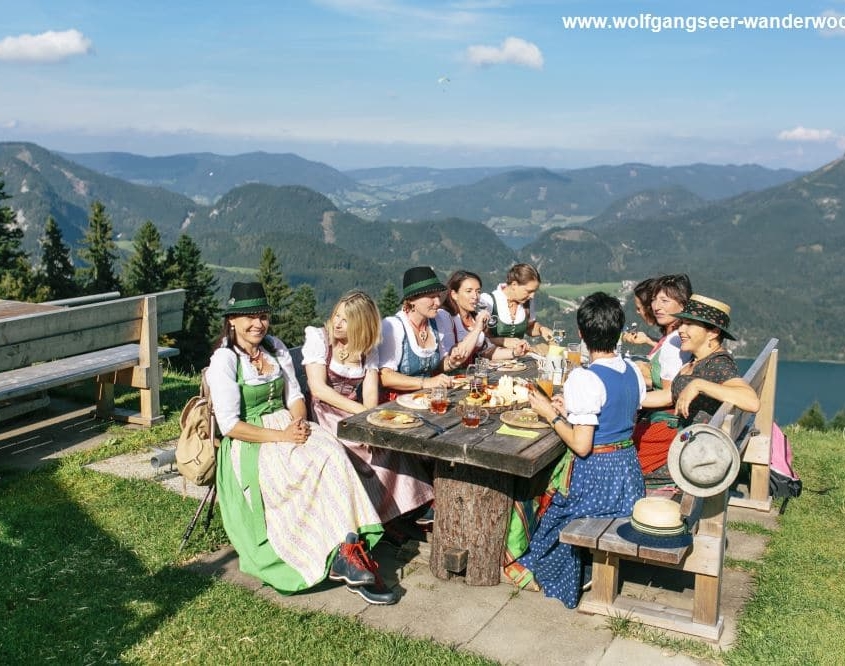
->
[550,415,565,427]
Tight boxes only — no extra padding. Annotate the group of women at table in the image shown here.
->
[205,263,553,605]
[204,263,760,608]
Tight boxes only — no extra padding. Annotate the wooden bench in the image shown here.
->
[558,338,779,640]
[0,290,186,426]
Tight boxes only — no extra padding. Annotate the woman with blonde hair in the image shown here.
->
[304,290,433,525]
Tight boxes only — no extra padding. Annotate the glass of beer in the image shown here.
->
[458,402,489,428]
[429,386,449,414]
[566,342,582,370]
[536,367,554,399]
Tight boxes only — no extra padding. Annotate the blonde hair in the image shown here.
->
[325,290,382,358]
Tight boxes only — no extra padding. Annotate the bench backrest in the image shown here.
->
[0,290,186,372]
[685,337,778,539]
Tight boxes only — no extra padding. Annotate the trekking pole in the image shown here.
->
[179,484,215,552]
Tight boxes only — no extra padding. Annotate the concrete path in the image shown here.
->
[2,399,778,665]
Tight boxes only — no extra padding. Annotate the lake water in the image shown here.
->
[736,359,845,425]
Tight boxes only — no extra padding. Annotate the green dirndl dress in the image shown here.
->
[216,361,383,593]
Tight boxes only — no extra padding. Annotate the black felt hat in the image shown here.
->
[402,266,446,301]
[223,282,271,316]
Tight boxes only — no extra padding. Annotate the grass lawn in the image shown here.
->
[2,372,844,664]
[542,282,623,301]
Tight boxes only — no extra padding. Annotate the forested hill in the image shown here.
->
[518,155,845,361]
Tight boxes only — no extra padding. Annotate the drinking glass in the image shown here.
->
[551,320,566,346]
[536,367,554,398]
[429,386,449,414]
[566,342,582,370]
[476,301,498,327]
[458,403,489,428]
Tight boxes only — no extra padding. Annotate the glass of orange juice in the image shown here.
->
[537,367,554,398]
[566,342,582,370]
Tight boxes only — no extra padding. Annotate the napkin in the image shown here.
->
[496,424,540,439]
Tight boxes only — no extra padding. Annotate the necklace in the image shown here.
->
[410,316,429,343]
[247,347,264,372]
[336,344,350,362]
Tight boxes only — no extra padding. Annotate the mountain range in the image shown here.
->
[2,140,843,361]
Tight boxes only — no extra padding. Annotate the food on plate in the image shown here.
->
[377,409,417,424]
[464,391,490,406]
[511,408,540,424]
[489,375,531,406]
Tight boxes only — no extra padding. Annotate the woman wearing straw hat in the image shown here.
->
[670,294,760,427]
[378,266,464,397]
[206,282,398,605]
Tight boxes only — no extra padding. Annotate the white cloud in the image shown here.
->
[0,29,93,63]
[819,10,845,36]
[465,36,543,68]
[777,126,838,142]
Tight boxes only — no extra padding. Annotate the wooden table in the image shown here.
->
[338,363,566,586]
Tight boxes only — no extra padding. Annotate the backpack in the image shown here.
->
[769,422,802,499]
[175,371,218,486]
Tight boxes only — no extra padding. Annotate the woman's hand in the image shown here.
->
[471,309,490,332]
[504,338,530,356]
[674,380,701,418]
[281,417,311,445]
[424,373,453,389]
[528,390,558,421]
[623,330,652,345]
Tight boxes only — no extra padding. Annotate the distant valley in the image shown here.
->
[2,140,843,362]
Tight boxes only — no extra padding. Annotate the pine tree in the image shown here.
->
[796,401,826,431]
[378,281,401,316]
[123,221,166,296]
[256,246,292,331]
[166,234,220,372]
[0,178,35,299]
[78,200,121,295]
[278,284,320,346]
[36,216,78,300]
[828,408,845,433]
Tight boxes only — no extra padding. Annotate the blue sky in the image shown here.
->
[1,0,844,171]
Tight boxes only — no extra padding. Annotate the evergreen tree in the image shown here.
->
[123,221,166,295]
[278,284,320,346]
[166,234,220,372]
[256,246,292,331]
[0,178,35,299]
[796,401,826,431]
[378,281,400,316]
[36,216,78,300]
[78,200,121,295]
[828,408,845,433]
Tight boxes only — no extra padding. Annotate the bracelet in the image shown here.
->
[550,415,565,427]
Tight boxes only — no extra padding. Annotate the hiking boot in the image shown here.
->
[414,504,435,527]
[347,578,400,605]
[329,533,376,587]
[346,544,399,605]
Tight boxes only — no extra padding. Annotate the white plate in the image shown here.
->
[396,392,430,410]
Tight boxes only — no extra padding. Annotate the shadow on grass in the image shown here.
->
[0,464,214,663]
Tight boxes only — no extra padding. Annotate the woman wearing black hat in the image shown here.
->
[205,282,398,605]
[378,266,465,397]
[634,294,759,470]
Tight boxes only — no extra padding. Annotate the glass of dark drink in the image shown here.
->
[429,386,449,414]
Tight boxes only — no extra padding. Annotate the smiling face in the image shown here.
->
[507,279,539,304]
[409,292,441,319]
[332,302,349,342]
[651,289,684,328]
[229,312,270,348]
[451,276,482,315]
[678,319,720,356]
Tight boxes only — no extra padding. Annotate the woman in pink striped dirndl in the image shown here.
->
[303,290,433,525]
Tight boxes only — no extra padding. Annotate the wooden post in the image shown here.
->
[430,460,512,586]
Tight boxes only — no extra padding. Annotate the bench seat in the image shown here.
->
[0,344,178,400]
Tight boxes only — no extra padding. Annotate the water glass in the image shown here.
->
[551,320,566,346]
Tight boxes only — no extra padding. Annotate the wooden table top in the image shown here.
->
[338,362,566,478]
